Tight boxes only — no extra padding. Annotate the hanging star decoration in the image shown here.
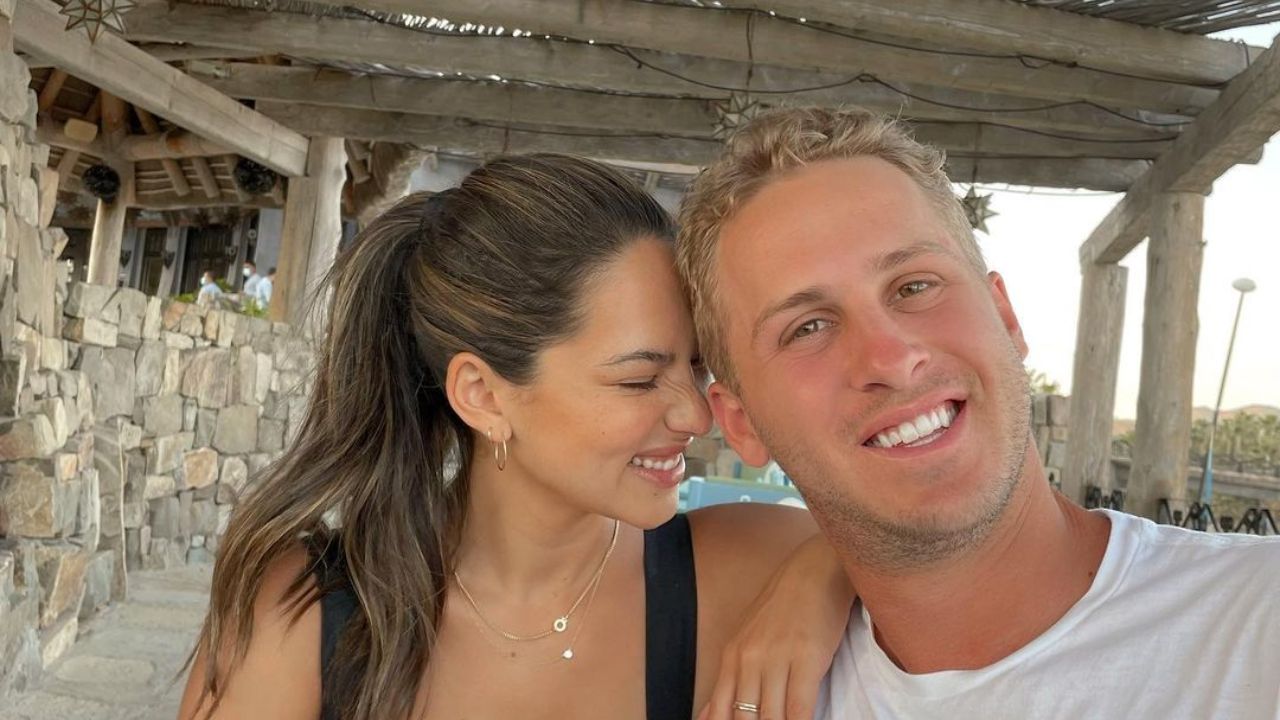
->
[713,93,763,140]
[60,0,136,43]
[961,185,997,234]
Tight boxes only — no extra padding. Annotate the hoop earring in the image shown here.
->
[488,428,508,472]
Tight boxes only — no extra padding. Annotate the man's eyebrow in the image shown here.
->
[751,287,829,345]
[871,241,951,273]
[601,350,674,367]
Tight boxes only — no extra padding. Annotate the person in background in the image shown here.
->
[197,271,224,308]
[242,260,263,299]
[256,267,275,308]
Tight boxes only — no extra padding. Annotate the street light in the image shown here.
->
[1199,277,1257,504]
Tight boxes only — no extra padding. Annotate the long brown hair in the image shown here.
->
[190,155,675,719]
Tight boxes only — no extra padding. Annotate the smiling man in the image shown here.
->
[677,107,1280,719]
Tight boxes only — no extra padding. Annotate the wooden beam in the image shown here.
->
[1081,37,1280,265]
[312,0,1255,87]
[37,69,68,113]
[1126,193,1204,520]
[731,0,1256,86]
[942,157,1146,192]
[129,192,281,211]
[123,3,1217,116]
[205,62,1182,144]
[258,101,1170,172]
[134,106,193,197]
[136,43,264,63]
[118,131,231,161]
[190,156,221,199]
[100,92,129,149]
[36,118,114,159]
[55,150,82,186]
[223,154,251,202]
[203,63,720,139]
[258,101,720,165]
[13,0,309,177]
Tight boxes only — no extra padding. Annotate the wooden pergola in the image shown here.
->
[14,0,1280,519]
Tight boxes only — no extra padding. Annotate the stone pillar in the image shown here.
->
[1062,262,1128,504]
[270,137,346,326]
[1126,192,1205,520]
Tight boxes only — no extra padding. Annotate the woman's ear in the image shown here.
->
[445,352,513,442]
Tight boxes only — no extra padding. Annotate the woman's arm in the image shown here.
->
[177,547,324,720]
[688,504,853,720]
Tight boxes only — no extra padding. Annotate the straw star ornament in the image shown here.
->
[961,185,997,234]
[60,0,136,42]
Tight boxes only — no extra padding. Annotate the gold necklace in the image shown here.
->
[454,519,620,645]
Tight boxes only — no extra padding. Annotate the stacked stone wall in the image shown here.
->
[1032,394,1071,489]
[0,14,314,695]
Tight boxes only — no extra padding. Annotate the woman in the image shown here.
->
[179,155,852,720]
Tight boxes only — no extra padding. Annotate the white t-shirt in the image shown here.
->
[243,273,262,299]
[816,510,1280,719]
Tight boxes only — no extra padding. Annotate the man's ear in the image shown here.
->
[708,381,771,467]
[987,271,1029,360]
[445,352,513,442]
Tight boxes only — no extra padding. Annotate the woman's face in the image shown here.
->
[502,237,713,528]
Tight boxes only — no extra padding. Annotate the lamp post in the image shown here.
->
[1199,277,1257,504]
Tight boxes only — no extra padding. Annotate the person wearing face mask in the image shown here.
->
[197,270,224,308]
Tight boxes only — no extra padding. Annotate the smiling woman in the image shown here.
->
[177,154,854,720]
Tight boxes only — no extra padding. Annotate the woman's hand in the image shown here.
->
[699,534,854,720]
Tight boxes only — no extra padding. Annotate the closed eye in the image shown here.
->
[620,377,659,391]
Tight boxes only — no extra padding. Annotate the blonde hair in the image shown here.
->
[676,106,984,390]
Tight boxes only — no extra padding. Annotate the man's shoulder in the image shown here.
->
[1102,509,1280,592]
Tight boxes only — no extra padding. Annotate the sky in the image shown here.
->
[973,23,1280,419]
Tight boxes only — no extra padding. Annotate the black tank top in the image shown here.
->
[315,514,698,720]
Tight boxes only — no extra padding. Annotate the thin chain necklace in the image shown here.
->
[466,550,610,665]
[453,519,620,645]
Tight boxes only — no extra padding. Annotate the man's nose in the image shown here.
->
[844,315,929,391]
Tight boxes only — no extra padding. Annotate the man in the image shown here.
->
[196,270,224,308]
[242,259,263,299]
[677,107,1279,719]
[256,266,275,308]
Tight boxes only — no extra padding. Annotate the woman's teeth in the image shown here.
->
[629,454,682,471]
[869,401,958,449]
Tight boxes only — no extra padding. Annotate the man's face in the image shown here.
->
[709,157,1033,568]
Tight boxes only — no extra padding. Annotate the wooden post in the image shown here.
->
[85,165,134,287]
[1126,192,1205,520]
[86,93,134,287]
[1062,261,1128,504]
[270,137,346,326]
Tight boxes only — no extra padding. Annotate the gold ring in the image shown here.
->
[732,701,760,714]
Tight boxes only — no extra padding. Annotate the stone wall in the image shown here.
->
[0,17,314,696]
[1033,394,1071,489]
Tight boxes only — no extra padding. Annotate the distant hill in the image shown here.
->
[1191,404,1280,422]
[1113,405,1279,437]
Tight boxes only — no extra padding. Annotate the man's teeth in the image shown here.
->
[871,402,957,449]
[629,454,682,471]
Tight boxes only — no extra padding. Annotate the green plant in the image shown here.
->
[1027,368,1061,395]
